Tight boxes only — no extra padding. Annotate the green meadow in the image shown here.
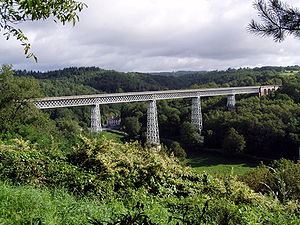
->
[186,151,257,177]
[278,70,299,76]
[100,130,127,143]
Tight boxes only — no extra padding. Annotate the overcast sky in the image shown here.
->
[1,0,300,72]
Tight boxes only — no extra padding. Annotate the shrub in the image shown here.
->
[241,159,300,202]
[163,141,187,159]
[0,138,101,194]
[68,136,196,198]
[1,137,300,224]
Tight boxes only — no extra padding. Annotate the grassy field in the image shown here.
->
[186,151,257,177]
[278,70,299,76]
[0,182,111,224]
[97,132,257,177]
[100,130,127,143]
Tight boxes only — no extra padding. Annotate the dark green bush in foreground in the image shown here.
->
[0,137,299,224]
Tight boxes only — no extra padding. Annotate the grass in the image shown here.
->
[100,130,127,143]
[278,70,299,76]
[0,182,118,224]
[186,151,257,177]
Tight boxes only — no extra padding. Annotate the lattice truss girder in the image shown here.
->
[191,97,203,134]
[147,100,160,145]
[32,86,280,109]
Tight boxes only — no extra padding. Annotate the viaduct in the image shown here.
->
[32,85,280,145]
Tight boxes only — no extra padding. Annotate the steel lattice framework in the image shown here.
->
[227,94,236,110]
[191,97,203,134]
[147,100,160,145]
[91,104,102,132]
[31,85,280,145]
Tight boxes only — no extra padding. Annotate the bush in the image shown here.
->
[241,159,300,202]
[1,137,300,224]
[68,136,196,198]
[163,141,187,159]
[0,138,100,194]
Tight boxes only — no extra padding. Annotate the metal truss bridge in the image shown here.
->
[32,85,280,145]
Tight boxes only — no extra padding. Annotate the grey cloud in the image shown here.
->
[1,0,300,72]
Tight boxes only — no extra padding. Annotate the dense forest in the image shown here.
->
[15,65,300,159]
[0,64,299,224]
[15,65,294,92]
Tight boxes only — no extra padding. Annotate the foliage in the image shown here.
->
[1,137,300,224]
[204,96,300,159]
[68,136,196,198]
[2,64,300,223]
[15,66,287,92]
[168,141,187,159]
[100,130,127,143]
[122,117,142,140]
[0,138,95,193]
[8,65,300,159]
[39,79,100,97]
[222,127,246,154]
[279,74,300,103]
[0,0,87,59]
[0,181,128,225]
[241,159,300,202]
[0,65,57,139]
[249,0,300,42]
[180,122,203,151]
[0,65,92,147]
[55,118,82,141]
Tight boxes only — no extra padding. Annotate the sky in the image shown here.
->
[1,0,300,72]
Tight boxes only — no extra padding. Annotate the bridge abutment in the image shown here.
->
[91,104,102,133]
[191,97,203,134]
[147,100,160,145]
[259,85,280,97]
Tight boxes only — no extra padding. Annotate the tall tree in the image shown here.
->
[222,127,246,154]
[249,0,300,41]
[0,64,55,135]
[0,0,87,60]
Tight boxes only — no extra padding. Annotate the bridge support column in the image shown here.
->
[91,104,102,133]
[147,100,160,145]
[191,97,203,134]
[227,94,236,110]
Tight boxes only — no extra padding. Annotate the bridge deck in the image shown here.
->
[32,85,279,109]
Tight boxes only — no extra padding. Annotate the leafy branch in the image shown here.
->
[0,0,87,61]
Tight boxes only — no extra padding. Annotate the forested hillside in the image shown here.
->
[1,64,299,224]
[16,65,298,92]
[15,65,300,159]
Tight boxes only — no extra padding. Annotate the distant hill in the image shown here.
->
[253,65,300,72]
[14,65,299,96]
[149,71,205,76]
